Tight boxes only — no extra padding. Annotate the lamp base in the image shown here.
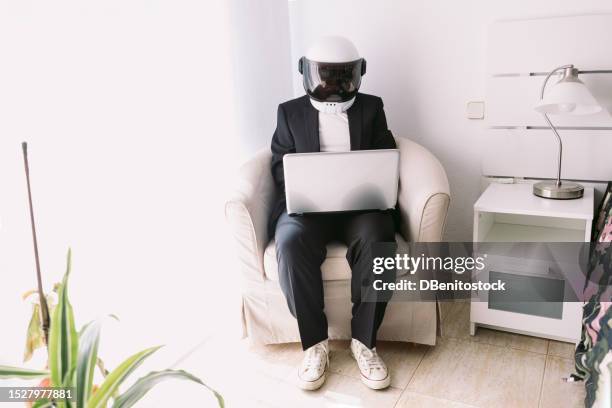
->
[533,181,584,199]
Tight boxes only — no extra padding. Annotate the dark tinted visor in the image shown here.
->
[302,58,363,102]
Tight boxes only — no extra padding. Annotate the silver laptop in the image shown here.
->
[283,149,400,215]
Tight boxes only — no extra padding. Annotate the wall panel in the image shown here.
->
[485,15,612,181]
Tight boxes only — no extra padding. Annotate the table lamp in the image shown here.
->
[533,64,602,199]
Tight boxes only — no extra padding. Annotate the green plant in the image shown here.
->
[0,250,224,408]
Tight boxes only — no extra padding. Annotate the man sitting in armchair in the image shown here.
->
[269,35,397,391]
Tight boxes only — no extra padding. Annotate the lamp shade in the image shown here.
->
[535,80,602,115]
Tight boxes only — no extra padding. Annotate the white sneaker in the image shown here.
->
[298,339,329,390]
[350,338,391,389]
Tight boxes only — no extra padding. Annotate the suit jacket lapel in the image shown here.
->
[303,99,320,152]
[348,96,362,150]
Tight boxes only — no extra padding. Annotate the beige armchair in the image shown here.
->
[225,136,450,346]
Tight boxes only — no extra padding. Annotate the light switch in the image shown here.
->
[466,101,485,119]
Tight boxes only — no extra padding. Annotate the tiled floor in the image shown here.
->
[183,302,585,407]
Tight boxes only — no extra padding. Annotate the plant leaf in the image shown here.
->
[48,249,78,389]
[56,366,76,408]
[22,289,38,300]
[0,365,49,379]
[87,346,162,408]
[31,399,54,408]
[79,314,119,339]
[23,303,45,362]
[97,357,110,378]
[112,369,224,408]
[23,291,57,363]
[76,320,101,407]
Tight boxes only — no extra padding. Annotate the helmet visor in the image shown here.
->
[302,58,363,102]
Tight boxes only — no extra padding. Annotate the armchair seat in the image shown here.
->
[263,233,411,282]
[226,136,450,346]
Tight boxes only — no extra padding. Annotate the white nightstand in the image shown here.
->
[470,182,594,343]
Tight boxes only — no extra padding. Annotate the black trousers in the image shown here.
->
[275,210,396,350]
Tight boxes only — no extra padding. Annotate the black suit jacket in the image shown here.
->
[269,92,397,236]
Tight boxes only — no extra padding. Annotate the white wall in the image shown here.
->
[289,0,612,241]
[0,2,241,402]
[229,0,294,157]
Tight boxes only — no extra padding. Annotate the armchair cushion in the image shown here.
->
[263,233,411,282]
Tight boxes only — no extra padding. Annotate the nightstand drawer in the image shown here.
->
[470,301,583,341]
[488,271,565,319]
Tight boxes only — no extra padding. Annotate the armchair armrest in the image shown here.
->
[396,137,450,242]
[225,148,276,283]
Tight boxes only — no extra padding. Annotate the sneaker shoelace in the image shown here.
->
[356,345,385,373]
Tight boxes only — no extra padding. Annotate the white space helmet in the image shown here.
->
[298,36,366,113]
